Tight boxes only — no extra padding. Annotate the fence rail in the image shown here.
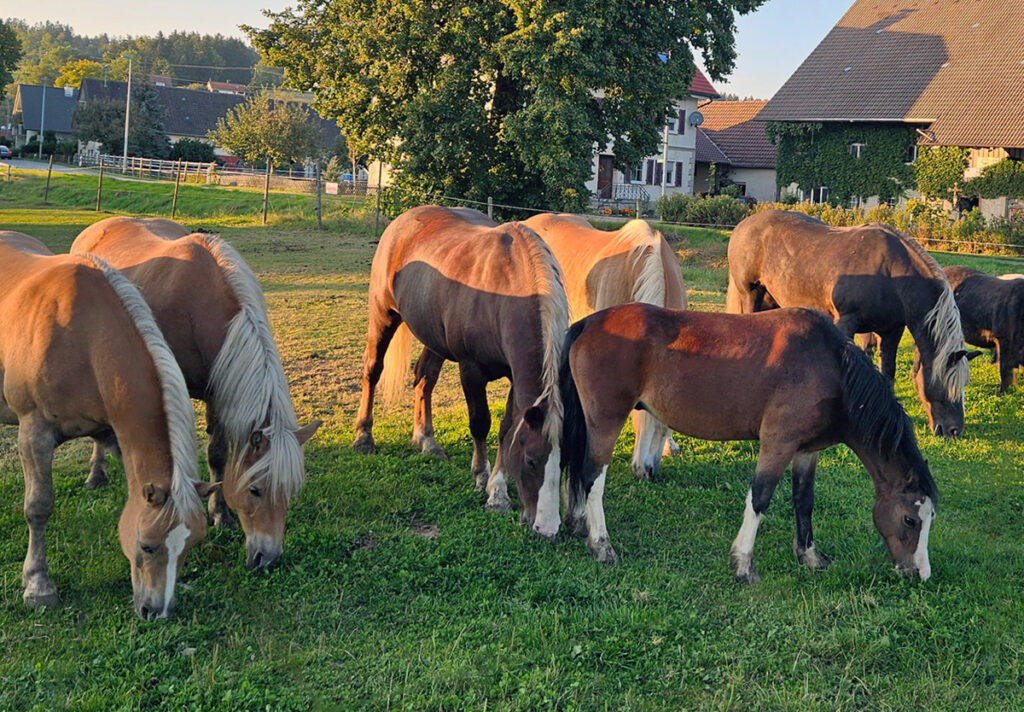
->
[77,153,216,183]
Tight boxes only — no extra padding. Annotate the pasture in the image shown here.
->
[2,202,1024,710]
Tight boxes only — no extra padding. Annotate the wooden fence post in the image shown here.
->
[96,156,105,211]
[487,196,493,220]
[43,154,54,204]
[315,159,322,230]
[171,159,183,219]
[262,155,272,225]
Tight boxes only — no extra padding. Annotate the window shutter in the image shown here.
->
[645,159,654,184]
[675,160,683,187]
[678,110,686,135]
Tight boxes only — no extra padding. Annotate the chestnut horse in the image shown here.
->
[71,217,320,570]
[0,232,214,619]
[353,206,568,536]
[560,304,938,581]
[728,210,970,438]
[524,213,687,478]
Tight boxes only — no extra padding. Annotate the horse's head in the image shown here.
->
[871,458,937,580]
[119,481,216,620]
[503,400,560,538]
[223,419,321,570]
[912,347,978,437]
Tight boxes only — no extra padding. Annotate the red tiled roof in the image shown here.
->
[688,68,719,99]
[699,100,776,169]
[757,0,1024,148]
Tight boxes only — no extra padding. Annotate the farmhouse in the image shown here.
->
[758,0,1024,217]
[693,100,777,203]
[9,85,79,148]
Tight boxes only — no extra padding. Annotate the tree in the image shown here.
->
[0,20,22,98]
[73,80,170,158]
[207,91,322,167]
[170,138,216,163]
[246,0,766,212]
[914,145,969,202]
[54,58,105,88]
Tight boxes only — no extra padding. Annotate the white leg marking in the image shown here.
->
[731,490,763,574]
[533,446,561,537]
[486,468,508,499]
[161,523,190,618]
[585,466,609,550]
[632,412,656,474]
[913,497,934,581]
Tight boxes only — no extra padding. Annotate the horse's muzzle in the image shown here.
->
[246,539,283,570]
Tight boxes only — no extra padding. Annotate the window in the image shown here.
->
[666,115,677,134]
[850,142,866,159]
[632,164,644,183]
[664,161,674,186]
[905,144,918,164]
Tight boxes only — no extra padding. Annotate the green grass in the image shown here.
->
[2,193,1024,710]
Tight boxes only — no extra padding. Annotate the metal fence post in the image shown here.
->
[487,196,493,220]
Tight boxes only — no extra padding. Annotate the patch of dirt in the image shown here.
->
[410,520,440,540]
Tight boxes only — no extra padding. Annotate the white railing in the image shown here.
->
[76,152,216,183]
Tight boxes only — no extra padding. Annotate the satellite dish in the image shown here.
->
[688,111,704,127]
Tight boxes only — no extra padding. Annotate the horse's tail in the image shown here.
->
[726,273,742,314]
[630,243,667,307]
[380,322,412,407]
[838,336,909,457]
[560,319,594,511]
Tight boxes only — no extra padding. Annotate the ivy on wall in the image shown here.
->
[913,145,968,200]
[964,159,1024,200]
[766,121,918,204]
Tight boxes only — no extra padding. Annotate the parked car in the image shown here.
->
[0,145,12,159]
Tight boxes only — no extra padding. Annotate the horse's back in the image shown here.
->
[0,231,53,256]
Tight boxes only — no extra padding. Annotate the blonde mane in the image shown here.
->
[77,254,201,521]
[201,236,304,502]
[518,226,569,446]
[615,220,667,307]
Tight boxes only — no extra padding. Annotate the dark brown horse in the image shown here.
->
[940,266,1024,394]
[560,303,938,581]
[727,210,971,437]
[353,206,568,536]
[71,217,320,570]
[0,232,215,619]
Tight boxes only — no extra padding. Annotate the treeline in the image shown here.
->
[3,19,276,91]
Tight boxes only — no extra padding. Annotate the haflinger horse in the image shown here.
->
[727,209,971,438]
[353,206,568,536]
[560,303,938,581]
[523,213,687,479]
[0,231,215,619]
[71,217,320,570]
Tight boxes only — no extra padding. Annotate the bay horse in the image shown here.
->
[71,217,320,570]
[0,231,215,619]
[353,206,568,536]
[560,303,938,581]
[524,213,687,479]
[727,209,971,438]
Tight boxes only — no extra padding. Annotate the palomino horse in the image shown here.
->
[727,210,971,438]
[524,213,687,479]
[560,304,938,581]
[0,232,215,619]
[353,206,568,536]
[71,217,320,570]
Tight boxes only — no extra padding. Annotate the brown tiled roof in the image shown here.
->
[757,0,1024,149]
[695,129,731,164]
[699,100,776,168]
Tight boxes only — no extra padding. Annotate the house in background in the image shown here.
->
[10,85,79,148]
[757,0,1024,218]
[693,100,777,203]
[207,80,246,96]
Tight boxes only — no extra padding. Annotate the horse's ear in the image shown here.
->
[295,419,323,445]
[966,350,984,362]
[194,481,221,498]
[143,483,167,506]
[947,350,971,368]
[524,403,547,430]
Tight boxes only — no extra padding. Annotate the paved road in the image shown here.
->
[1,158,169,183]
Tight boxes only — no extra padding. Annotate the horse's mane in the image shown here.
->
[614,220,667,307]
[518,226,569,446]
[200,235,304,502]
[76,254,201,521]
[887,226,969,401]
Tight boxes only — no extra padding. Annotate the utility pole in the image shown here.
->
[122,55,133,172]
[37,82,47,160]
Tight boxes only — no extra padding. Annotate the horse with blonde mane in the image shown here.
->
[353,206,568,536]
[71,217,320,570]
[524,213,687,478]
[0,231,215,619]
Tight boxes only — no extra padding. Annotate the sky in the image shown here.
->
[2,0,854,99]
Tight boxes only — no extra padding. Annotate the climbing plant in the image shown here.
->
[766,121,917,204]
[964,159,1024,200]
[913,145,968,201]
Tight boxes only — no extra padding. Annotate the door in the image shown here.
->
[597,155,614,198]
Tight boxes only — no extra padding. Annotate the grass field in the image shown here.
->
[2,181,1024,710]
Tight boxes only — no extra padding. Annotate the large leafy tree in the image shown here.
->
[73,80,170,158]
[0,20,22,99]
[246,0,765,212]
[207,91,323,166]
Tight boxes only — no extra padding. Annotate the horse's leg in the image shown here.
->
[996,339,1014,395]
[206,405,236,529]
[458,362,491,491]
[877,327,904,381]
[485,388,515,513]
[353,308,402,454]
[730,440,797,583]
[18,415,60,609]
[629,409,658,480]
[410,348,447,459]
[791,450,830,571]
[579,426,621,565]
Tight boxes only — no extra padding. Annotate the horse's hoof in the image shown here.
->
[85,471,109,490]
[352,433,376,454]
[564,515,588,539]
[664,438,680,457]
[731,559,761,584]
[794,542,831,571]
[23,583,60,610]
[590,539,619,565]
[473,471,490,492]
[419,442,448,460]
[485,492,513,514]
[631,462,653,481]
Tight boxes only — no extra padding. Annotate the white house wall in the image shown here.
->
[727,167,777,204]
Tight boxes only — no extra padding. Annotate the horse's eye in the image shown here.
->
[249,486,264,498]
[903,516,917,528]
[250,431,264,448]
[525,457,538,469]
[140,543,157,555]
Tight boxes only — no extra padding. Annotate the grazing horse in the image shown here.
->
[0,232,215,619]
[71,217,320,570]
[523,213,687,478]
[727,210,971,438]
[560,304,938,581]
[942,266,1024,394]
[353,206,568,536]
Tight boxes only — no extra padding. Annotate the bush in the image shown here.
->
[322,155,341,183]
[170,138,216,163]
[656,194,750,227]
